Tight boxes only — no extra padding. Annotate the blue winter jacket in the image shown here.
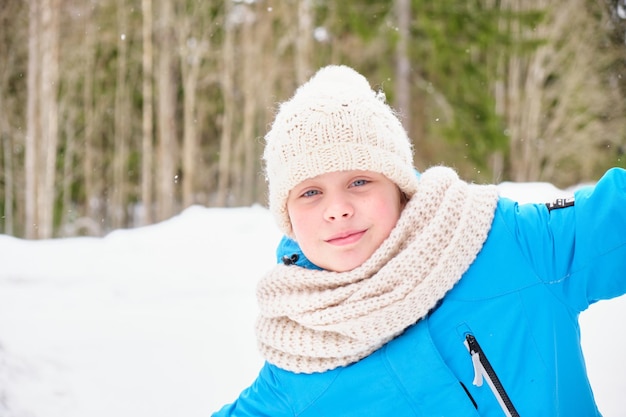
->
[213,168,626,417]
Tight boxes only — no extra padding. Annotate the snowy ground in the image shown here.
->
[1,181,625,416]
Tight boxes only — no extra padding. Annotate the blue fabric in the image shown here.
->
[213,168,626,417]
[275,235,322,270]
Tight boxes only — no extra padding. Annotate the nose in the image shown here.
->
[323,195,354,222]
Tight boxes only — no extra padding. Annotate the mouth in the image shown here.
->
[325,229,367,246]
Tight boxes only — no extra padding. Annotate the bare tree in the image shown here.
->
[156,0,178,221]
[1,111,13,236]
[141,0,155,225]
[0,2,22,236]
[253,4,281,204]
[295,0,313,83]
[25,0,41,239]
[177,4,208,210]
[111,0,131,229]
[394,0,411,135]
[59,101,77,236]
[215,0,236,207]
[39,0,61,238]
[239,3,262,206]
[81,3,100,232]
[24,0,61,239]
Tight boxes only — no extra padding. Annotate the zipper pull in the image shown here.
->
[463,333,521,417]
[470,350,483,386]
[465,335,483,387]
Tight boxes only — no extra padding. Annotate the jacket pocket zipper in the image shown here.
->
[464,334,520,417]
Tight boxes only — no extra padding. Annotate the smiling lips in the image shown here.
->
[325,229,367,246]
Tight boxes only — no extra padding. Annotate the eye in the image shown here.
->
[301,189,321,198]
[351,178,370,187]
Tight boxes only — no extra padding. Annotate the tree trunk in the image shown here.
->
[112,0,130,229]
[2,120,13,236]
[254,4,277,205]
[25,0,40,239]
[216,2,235,207]
[38,0,60,238]
[60,103,76,236]
[0,7,15,235]
[82,4,99,231]
[179,18,204,209]
[239,8,257,206]
[394,0,411,134]
[156,0,177,221]
[295,0,313,83]
[491,0,508,182]
[141,0,154,226]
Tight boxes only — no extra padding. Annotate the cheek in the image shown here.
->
[373,193,403,229]
[287,206,310,238]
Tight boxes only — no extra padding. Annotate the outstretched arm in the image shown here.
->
[508,167,626,311]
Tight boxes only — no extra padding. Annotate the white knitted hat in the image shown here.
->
[263,65,419,237]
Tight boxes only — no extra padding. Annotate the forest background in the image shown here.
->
[1,0,626,239]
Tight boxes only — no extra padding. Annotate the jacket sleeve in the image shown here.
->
[211,362,294,417]
[509,167,626,312]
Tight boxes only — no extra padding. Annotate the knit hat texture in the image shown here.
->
[263,65,419,237]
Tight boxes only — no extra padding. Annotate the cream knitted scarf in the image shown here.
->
[256,167,499,374]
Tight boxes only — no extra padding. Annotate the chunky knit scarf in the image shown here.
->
[256,167,499,374]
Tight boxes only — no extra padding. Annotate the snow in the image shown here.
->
[1,183,625,416]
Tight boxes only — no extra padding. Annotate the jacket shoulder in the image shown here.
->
[264,362,344,414]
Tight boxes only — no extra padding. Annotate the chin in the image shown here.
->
[331,259,363,273]
[316,251,367,272]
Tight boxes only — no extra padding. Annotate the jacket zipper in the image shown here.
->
[464,334,520,417]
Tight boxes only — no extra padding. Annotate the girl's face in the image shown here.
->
[287,170,405,272]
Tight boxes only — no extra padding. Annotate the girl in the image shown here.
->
[212,65,626,416]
